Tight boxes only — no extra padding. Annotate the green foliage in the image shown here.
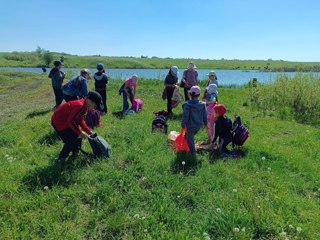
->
[0,71,320,239]
[42,51,53,67]
[252,73,320,125]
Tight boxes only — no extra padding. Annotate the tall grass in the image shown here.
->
[251,74,320,125]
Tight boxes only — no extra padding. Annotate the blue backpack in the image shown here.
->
[232,116,249,146]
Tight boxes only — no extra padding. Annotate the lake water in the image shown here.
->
[0,67,316,86]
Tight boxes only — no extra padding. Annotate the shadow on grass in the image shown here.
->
[22,155,97,191]
[26,109,51,119]
[168,113,183,121]
[37,131,59,145]
[171,151,201,175]
[208,148,248,163]
[112,111,125,119]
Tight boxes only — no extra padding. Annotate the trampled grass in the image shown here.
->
[0,71,319,239]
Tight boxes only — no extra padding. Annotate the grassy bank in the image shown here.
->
[1,51,320,72]
[0,71,320,239]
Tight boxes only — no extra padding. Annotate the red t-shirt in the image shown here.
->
[51,99,91,135]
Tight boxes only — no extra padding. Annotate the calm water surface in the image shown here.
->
[0,67,317,86]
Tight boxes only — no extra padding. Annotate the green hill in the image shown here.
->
[0,71,319,239]
[1,51,320,71]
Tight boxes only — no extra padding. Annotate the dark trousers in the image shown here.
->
[166,87,175,113]
[52,123,82,159]
[53,86,63,106]
[122,89,134,112]
[184,87,191,101]
[64,94,78,102]
[219,136,233,154]
[96,89,107,113]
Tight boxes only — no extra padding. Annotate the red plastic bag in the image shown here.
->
[172,128,190,152]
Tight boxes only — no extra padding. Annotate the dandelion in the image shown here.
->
[279,230,287,237]
[288,224,294,229]
[216,208,221,213]
[177,195,181,199]
[182,161,186,165]
[43,186,49,191]
[232,189,237,193]
[261,156,266,160]
[296,227,302,233]
[134,214,140,219]
[233,227,240,233]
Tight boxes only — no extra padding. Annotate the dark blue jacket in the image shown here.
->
[48,68,65,87]
[94,72,108,90]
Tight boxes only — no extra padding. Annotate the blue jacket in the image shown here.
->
[181,100,207,129]
[62,75,89,98]
[48,68,65,87]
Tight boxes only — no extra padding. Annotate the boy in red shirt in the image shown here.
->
[51,91,104,162]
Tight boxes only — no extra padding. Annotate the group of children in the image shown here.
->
[49,60,235,162]
[163,64,234,157]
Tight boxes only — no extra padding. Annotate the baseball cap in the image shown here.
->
[54,60,63,67]
[207,71,216,76]
[97,63,104,70]
[190,85,201,95]
[87,91,104,111]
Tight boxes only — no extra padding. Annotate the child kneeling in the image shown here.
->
[181,86,208,153]
[212,104,233,156]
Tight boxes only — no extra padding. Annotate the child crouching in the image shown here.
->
[212,104,233,156]
[181,86,208,153]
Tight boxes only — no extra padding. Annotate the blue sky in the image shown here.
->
[1,0,319,61]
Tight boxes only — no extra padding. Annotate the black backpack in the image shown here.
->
[81,134,111,158]
[152,115,168,134]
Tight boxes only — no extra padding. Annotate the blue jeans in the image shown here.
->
[185,128,199,153]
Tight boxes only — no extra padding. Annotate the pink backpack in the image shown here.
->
[132,98,143,112]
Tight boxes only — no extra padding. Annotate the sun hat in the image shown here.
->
[188,62,197,69]
[213,104,227,116]
[96,63,104,70]
[206,83,218,95]
[170,66,179,75]
[207,71,217,76]
[87,91,104,111]
[190,85,201,95]
[80,68,91,78]
[54,60,63,67]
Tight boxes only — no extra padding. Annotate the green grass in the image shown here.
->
[0,71,320,239]
[1,51,320,71]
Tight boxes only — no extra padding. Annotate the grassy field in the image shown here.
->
[1,51,320,72]
[0,71,320,239]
